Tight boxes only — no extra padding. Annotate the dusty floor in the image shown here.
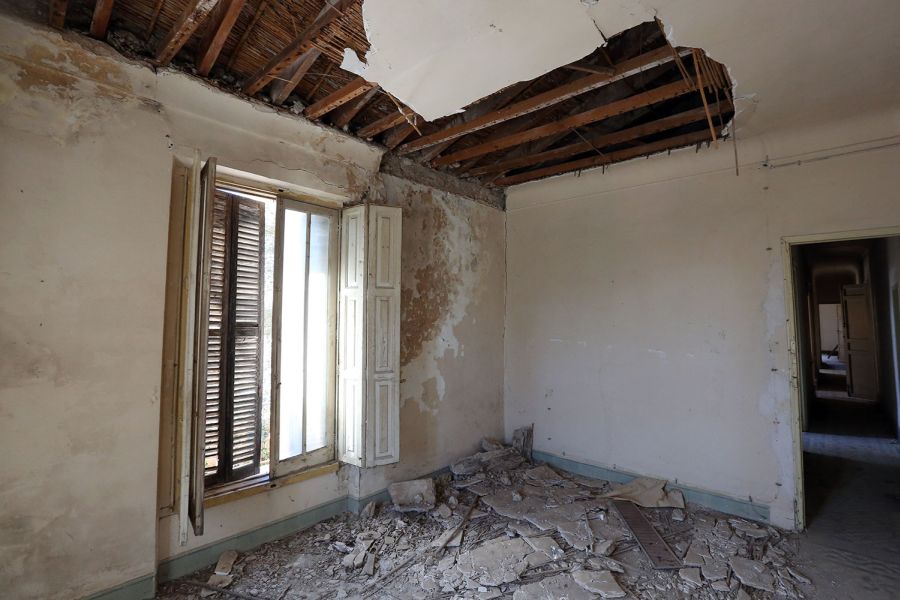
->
[796,399,900,600]
[157,440,815,600]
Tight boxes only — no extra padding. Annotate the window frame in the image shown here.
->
[269,196,340,477]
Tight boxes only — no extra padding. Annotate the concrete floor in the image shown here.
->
[797,399,900,599]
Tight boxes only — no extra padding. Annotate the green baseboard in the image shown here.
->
[82,574,156,600]
[533,450,770,522]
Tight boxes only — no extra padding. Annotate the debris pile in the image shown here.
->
[157,429,812,599]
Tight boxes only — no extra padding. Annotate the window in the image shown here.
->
[196,184,339,489]
[181,158,401,538]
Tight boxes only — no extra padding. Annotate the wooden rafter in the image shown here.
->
[396,46,689,156]
[304,77,377,120]
[415,80,534,162]
[243,0,354,96]
[564,61,615,75]
[155,0,222,66]
[196,0,247,76]
[269,48,320,105]
[495,129,716,186]
[89,0,115,39]
[468,102,731,178]
[330,86,380,128]
[48,0,68,29]
[432,79,695,167]
[383,122,417,149]
[357,109,413,139]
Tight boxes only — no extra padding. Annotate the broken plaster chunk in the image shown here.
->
[679,567,702,587]
[435,503,453,519]
[787,566,812,585]
[514,573,596,600]
[200,574,233,597]
[360,501,377,519]
[710,578,731,592]
[512,424,534,461]
[525,465,564,485]
[682,540,710,567]
[672,508,686,522]
[571,570,627,598]
[481,438,505,452]
[523,535,564,560]
[388,478,436,513]
[456,537,530,586]
[730,557,775,592]
[451,455,484,476]
[363,552,376,576]
[431,527,464,548]
[600,477,685,509]
[736,589,752,600]
[214,549,239,575]
[700,558,728,581]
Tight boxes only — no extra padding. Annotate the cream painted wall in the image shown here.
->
[505,116,900,529]
[0,14,505,600]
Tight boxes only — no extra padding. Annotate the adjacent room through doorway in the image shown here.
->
[789,234,900,597]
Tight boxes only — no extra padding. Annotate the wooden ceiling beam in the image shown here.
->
[155,0,222,66]
[383,122,417,149]
[269,48,320,105]
[48,0,68,29]
[196,0,246,76]
[89,0,115,38]
[468,102,731,178]
[494,130,715,186]
[357,109,414,139]
[304,77,377,120]
[413,80,534,162]
[330,86,380,128]
[432,79,695,167]
[396,46,688,156]
[243,0,354,96]
[564,61,615,75]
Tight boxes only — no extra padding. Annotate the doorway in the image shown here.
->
[784,230,900,597]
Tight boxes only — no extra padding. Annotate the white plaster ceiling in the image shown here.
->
[344,0,900,137]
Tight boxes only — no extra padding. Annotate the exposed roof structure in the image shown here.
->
[46,0,734,187]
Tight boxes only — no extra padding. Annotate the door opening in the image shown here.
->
[784,231,900,577]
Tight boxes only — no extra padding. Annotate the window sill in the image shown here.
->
[204,461,340,509]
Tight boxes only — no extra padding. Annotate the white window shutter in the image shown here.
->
[365,206,402,466]
[338,206,366,466]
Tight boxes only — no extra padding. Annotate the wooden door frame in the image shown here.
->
[782,225,900,530]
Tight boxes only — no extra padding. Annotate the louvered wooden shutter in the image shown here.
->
[199,190,265,487]
[226,198,264,479]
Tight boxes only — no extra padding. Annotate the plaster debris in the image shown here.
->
[514,573,596,600]
[601,477,686,508]
[158,438,810,600]
[213,550,239,575]
[388,478,436,512]
[456,537,531,586]
[730,556,775,592]
[512,424,534,461]
[677,568,700,588]
[572,569,627,597]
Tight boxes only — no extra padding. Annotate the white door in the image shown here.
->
[841,284,877,400]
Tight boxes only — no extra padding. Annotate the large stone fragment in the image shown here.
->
[572,570,627,598]
[730,557,774,592]
[388,478,436,512]
[456,537,530,586]
[513,573,595,600]
[512,424,534,461]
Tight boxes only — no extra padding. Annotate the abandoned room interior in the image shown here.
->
[1,0,899,599]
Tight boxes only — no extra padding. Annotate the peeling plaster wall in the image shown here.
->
[356,174,507,497]
[0,13,505,600]
[505,112,900,530]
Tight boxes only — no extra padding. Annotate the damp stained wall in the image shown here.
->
[0,13,505,600]
[504,109,900,529]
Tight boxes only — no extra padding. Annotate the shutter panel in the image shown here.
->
[365,206,401,466]
[338,206,366,466]
[204,194,228,481]
[189,157,217,536]
[227,198,265,479]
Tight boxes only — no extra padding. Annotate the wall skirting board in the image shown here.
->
[83,575,156,600]
[533,450,771,522]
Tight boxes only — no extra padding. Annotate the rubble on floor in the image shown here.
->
[157,440,813,600]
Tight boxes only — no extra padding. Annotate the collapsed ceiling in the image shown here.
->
[43,0,734,187]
